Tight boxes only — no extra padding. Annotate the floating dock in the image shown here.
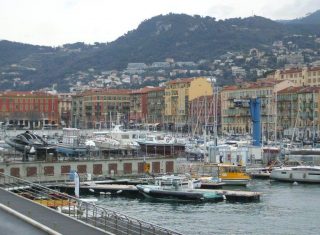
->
[55,183,261,202]
[56,184,140,197]
[214,189,261,202]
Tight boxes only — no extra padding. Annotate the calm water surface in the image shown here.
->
[95,180,320,235]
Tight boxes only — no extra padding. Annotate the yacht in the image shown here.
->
[94,125,140,153]
[5,131,56,155]
[56,128,88,157]
[90,132,120,151]
[270,165,320,183]
[137,133,185,155]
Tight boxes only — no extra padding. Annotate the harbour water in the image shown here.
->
[96,180,320,235]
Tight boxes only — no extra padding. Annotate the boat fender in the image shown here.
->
[143,188,150,193]
[166,138,170,143]
[303,173,307,179]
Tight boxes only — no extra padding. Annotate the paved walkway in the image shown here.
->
[0,188,111,235]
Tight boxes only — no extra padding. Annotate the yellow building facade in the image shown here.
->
[164,77,213,126]
[269,66,320,87]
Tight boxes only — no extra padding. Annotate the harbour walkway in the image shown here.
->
[0,188,110,235]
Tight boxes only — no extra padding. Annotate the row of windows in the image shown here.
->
[0,98,55,104]
[83,96,130,101]
[1,104,53,111]
[308,78,320,83]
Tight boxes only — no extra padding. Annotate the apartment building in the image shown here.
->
[58,93,73,127]
[164,77,213,129]
[278,86,320,140]
[189,93,220,135]
[71,89,131,129]
[269,66,320,86]
[0,91,59,128]
[146,87,165,125]
[220,79,294,139]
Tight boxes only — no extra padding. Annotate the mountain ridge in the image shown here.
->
[0,11,319,91]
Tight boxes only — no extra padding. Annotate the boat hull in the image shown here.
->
[56,144,88,156]
[221,179,251,186]
[270,168,320,183]
[136,185,224,202]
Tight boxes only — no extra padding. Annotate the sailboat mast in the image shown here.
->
[312,90,315,148]
[274,90,277,144]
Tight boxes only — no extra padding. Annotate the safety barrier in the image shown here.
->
[0,172,182,235]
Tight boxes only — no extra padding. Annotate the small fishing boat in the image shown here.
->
[218,164,251,186]
[198,164,251,186]
[136,175,224,202]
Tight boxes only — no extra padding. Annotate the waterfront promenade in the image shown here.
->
[0,188,110,235]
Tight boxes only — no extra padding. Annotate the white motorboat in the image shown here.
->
[90,133,120,150]
[93,125,140,152]
[137,133,185,155]
[270,165,320,183]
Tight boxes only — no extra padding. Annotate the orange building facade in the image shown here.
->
[0,91,59,128]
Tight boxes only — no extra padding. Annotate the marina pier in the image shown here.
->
[0,156,177,182]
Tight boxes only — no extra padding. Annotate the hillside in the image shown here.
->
[0,12,320,91]
[279,10,320,24]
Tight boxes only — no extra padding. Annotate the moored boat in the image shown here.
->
[218,164,251,185]
[270,165,320,183]
[197,164,251,186]
[90,134,120,150]
[136,175,224,202]
[4,131,56,159]
[56,128,88,157]
[137,134,185,156]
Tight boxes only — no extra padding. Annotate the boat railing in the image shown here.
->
[0,172,183,235]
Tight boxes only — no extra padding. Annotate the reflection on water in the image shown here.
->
[96,180,320,235]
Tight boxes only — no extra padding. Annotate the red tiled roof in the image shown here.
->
[78,89,131,96]
[0,91,57,97]
[131,86,163,94]
[166,78,194,85]
[278,86,320,94]
[279,68,302,74]
[221,79,281,91]
[308,66,320,72]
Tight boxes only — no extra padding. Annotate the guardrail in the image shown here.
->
[0,172,183,235]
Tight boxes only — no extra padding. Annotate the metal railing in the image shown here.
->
[0,172,183,235]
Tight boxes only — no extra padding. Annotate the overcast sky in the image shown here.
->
[0,0,318,46]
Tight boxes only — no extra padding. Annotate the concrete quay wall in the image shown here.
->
[0,157,177,182]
